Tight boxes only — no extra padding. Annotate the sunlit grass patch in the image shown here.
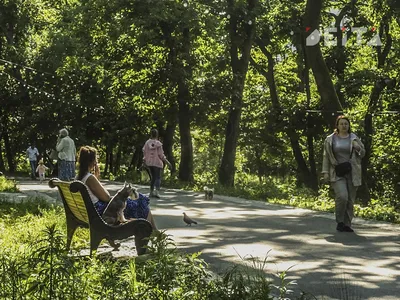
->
[0,197,65,253]
[0,176,18,192]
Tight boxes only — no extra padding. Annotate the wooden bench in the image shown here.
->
[49,178,153,256]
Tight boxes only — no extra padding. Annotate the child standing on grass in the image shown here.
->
[36,160,49,184]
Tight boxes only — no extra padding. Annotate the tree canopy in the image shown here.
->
[1,0,399,205]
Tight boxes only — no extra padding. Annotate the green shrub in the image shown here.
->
[354,201,400,223]
[0,176,19,192]
[0,198,65,253]
[134,231,215,299]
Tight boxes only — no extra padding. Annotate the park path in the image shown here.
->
[14,178,400,299]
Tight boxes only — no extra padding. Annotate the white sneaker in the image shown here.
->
[154,190,160,198]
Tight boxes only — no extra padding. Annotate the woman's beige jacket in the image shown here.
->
[322,132,366,187]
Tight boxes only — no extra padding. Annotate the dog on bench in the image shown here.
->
[102,182,138,225]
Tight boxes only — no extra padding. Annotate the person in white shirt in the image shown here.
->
[26,144,39,179]
[56,128,76,181]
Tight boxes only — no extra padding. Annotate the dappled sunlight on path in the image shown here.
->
[149,188,400,300]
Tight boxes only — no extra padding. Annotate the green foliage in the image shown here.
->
[25,224,72,299]
[0,251,29,299]
[215,177,290,201]
[134,231,215,299]
[354,200,400,223]
[0,176,19,192]
[210,251,302,300]
[0,198,65,253]
[268,185,336,213]
[268,185,400,224]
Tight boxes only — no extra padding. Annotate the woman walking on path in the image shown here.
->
[142,129,171,198]
[56,128,76,181]
[322,115,365,232]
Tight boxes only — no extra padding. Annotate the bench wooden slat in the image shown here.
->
[59,184,89,223]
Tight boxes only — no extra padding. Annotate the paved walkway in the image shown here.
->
[8,178,400,299]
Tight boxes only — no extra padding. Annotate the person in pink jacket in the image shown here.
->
[142,129,171,198]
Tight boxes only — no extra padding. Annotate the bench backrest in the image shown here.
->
[53,181,89,224]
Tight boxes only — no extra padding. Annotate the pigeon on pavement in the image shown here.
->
[183,212,198,226]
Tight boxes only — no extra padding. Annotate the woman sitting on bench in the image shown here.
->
[76,145,158,230]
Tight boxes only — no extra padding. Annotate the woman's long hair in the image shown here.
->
[334,115,352,134]
[77,146,97,180]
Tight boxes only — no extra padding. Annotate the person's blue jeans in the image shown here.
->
[30,160,37,178]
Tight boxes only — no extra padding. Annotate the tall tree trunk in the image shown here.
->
[127,148,136,172]
[251,40,318,191]
[304,0,342,126]
[2,122,15,172]
[218,0,258,187]
[128,144,144,172]
[331,4,355,107]
[359,79,387,205]
[114,145,122,175]
[219,83,243,186]
[163,113,177,174]
[133,146,142,170]
[359,16,392,205]
[161,24,194,182]
[0,132,5,172]
[0,149,5,172]
[177,83,193,181]
[302,37,318,189]
[104,145,113,176]
[177,27,194,182]
[108,150,113,176]
[0,115,4,172]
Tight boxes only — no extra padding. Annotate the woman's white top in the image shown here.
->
[80,173,99,204]
[56,136,76,161]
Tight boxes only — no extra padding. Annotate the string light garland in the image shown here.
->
[0,58,67,99]
[266,109,400,116]
[1,59,399,115]
[0,69,55,98]
[0,58,106,101]
[304,109,400,116]
[0,57,103,85]
[0,58,56,77]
